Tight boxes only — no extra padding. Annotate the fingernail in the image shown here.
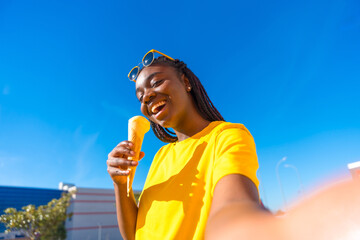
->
[132,161,138,166]
[130,151,135,155]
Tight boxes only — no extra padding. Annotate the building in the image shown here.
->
[0,185,64,239]
[60,183,123,240]
[1,183,141,240]
[348,161,360,180]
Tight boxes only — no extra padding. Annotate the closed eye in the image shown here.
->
[151,79,164,88]
[136,91,143,102]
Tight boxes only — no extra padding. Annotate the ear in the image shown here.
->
[182,74,192,92]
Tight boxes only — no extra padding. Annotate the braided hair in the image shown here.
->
[140,56,224,143]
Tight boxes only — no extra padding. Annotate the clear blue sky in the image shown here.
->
[1,0,359,211]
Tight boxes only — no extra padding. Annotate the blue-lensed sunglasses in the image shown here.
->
[128,49,174,82]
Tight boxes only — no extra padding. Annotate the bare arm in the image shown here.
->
[205,174,279,240]
[113,182,138,240]
[206,175,360,240]
[107,141,145,240]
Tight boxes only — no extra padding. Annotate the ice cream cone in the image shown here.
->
[127,116,150,196]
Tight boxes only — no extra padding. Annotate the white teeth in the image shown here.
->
[151,101,166,114]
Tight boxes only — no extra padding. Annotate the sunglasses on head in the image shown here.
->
[128,49,174,82]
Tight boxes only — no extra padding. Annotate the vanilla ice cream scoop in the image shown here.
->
[127,116,150,196]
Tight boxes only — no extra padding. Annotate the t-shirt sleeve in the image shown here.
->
[212,125,259,195]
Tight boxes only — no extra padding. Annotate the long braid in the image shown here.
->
[150,121,177,143]
[185,67,224,121]
[143,56,224,143]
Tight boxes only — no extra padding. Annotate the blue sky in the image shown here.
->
[1,0,359,211]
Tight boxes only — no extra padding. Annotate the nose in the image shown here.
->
[143,88,156,104]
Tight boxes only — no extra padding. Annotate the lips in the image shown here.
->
[151,100,166,115]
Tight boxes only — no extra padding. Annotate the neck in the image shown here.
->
[173,115,211,142]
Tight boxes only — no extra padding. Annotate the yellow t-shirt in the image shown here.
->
[136,121,259,240]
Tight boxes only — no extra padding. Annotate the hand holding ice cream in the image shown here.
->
[106,116,150,196]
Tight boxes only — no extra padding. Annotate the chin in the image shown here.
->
[155,120,171,128]
[152,117,175,129]
[151,111,181,129]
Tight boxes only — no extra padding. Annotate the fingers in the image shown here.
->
[107,157,138,168]
[107,166,130,176]
[106,141,143,183]
[108,141,135,158]
[106,157,138,180]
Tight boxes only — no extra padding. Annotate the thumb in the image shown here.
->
[139,151,145,161]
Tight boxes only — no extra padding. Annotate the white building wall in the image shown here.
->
[64,187,123,240]
[348,161,360,180]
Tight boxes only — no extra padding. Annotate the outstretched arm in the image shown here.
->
[205,174,279,240]
[206,174,360,240]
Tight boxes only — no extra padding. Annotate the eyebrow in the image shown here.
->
[135,71,163,93]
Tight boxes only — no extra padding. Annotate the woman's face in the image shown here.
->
[135,65,193,129]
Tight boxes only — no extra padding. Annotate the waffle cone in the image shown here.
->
[127,116,150,195]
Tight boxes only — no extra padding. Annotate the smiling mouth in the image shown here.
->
[151,100,166,114]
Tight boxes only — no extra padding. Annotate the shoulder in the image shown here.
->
[216,122,251,133]
[212,122,254,143]
[210,122,257,159]
[210,122,260,191]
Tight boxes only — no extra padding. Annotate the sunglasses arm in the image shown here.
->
[149,49,175,61]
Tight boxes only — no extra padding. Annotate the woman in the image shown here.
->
[107,50,268,240]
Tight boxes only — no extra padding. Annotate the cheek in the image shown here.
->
[140,104,149,117]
